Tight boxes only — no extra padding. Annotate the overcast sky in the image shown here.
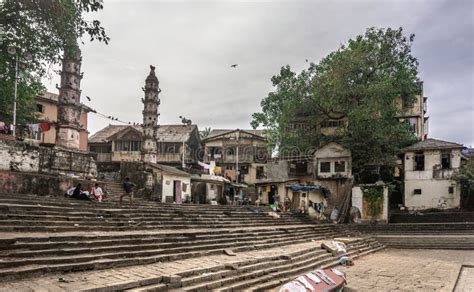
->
[43,0,474,146]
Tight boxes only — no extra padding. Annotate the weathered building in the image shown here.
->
[402,138,463,210]
[27,92,92,151]
[396,82,429,141]
[89,124,200,166]
[202,129,268,185]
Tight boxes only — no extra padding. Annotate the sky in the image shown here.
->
[43,0,474,146]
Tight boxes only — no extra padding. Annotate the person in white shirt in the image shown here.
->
[91,183,104,202]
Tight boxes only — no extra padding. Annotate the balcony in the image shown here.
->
[95,153,112,162]
[224,154,254,163]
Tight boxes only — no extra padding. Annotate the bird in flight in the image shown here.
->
[230,64,238,68]
[305,59,308,63]
[86,96,91,101]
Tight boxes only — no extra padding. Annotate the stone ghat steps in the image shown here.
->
[0,195,306,220]
[0,229,348,280]
[0,226,338,252]
[375,235,474,249]
[0,193,280,212]
[121,238,383,292]
[352,223,474,235]
[0,198,311,232]
[247,244,384,291]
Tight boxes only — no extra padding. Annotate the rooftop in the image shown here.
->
[89,124,197,144]
[203,129,266,141]
[402,138,464,152]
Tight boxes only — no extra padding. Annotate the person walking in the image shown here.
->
[120,177,135,206]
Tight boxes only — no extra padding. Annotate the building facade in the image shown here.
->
[402,138,463,210]
[202,129,268,185]
[31,92,91,151]
[88,124,200,166]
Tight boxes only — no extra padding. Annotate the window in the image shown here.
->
[290,161,308,176]
[414,152,425,171]
[162,143,180,154]
[36,104,44,113]
[402,96,412,109]
[321,120,344,128]
[320,162,331,173]
[448,186,454,194]
[256,166,265,179]
[115,140,141,151]
[414,189,422,195]
[441,152,451,169]
[240,165,249,175]
[335,161,346,173]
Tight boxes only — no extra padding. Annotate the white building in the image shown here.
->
[402,138,464,210]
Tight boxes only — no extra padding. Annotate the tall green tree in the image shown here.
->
[252,27,419,178]
[0,0,109,125]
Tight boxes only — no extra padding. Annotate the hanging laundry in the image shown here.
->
[28,124,40,133]
[39,123,51,132]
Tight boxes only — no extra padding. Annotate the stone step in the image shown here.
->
[1,229,336,258]
[1,227,311,247]
[170,239,379,292]
[0,231,347,280]
[249,244,385,291]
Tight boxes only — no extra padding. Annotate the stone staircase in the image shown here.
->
[0,193,313,232]
[0,192,387,287]
[353,223,474,249]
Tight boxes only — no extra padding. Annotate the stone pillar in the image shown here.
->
[56,47,83,150]
[141,65,160,163]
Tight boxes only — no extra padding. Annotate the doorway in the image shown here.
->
[173,180,182,204]
[291,192,300,210]
[268,185,276,205]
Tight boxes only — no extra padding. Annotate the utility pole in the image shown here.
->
[12,54,18,137]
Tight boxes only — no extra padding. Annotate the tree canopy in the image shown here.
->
[0,0,109,125]
[251,27,420,178]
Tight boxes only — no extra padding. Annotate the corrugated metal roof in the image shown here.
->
[402,138,463,152]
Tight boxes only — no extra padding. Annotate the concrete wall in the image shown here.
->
[0,171,111,197]
[0,140,96,177]
[404,148,461,209]
[352,185,389,223]
[161,174,191,203]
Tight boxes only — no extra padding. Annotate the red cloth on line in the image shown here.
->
[39,123,51,132]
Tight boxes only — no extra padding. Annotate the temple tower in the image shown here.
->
[56,47,83,150]
[141,65,160,163]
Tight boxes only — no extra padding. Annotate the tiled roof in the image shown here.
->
[402,138,463,152]
[150,163,191,177]
[203,129,266,140]
[156,125,197,143]
[88,125,137,143]
[89,124,196,144]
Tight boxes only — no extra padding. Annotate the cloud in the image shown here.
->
[43,0,474,146]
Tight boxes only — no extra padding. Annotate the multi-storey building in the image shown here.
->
[201,129,268,185]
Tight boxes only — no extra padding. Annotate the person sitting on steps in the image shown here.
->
[90,183,104,202]
[121,177,135,206]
